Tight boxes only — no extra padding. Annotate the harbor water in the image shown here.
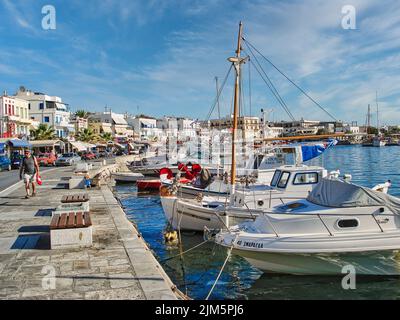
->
[115,145,400,300]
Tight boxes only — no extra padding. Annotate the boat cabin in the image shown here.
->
[269,165,328,192]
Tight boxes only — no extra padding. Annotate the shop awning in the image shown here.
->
[8,139,31,148]
[30,140,63,148]
[102,126,112,133]
[69,141,88,152]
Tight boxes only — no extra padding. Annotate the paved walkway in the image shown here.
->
[0,168,178,300]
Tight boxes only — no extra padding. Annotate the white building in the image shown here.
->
[157,116,179,137]
[344,125,360,134]
[15,87,74,138]
[177,118,197,139]
[274,119,321,136]
[88,111,133,138]
[0,93,31,138]
[126,116,161,139]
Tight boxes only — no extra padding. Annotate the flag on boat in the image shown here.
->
[300,139,338,162]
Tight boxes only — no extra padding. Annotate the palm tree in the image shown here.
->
[75,110,89,119]
[77,128,97,142]
[31,124,56,140]
[100,132,113,142]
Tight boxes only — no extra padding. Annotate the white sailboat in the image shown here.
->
[215,177,400,275]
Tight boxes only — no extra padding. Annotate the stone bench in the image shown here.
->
[53,201,90,217]
[68,177,85,189]
[50,212,93,249]
[61,193,90,203]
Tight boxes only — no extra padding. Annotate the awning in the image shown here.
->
[140,119,156,128]
[69,141,88,152]
[30,140,63,148]
[114,143,125,150]
[8,139,31,148]
[102,126,112,133]
[111,114,128,125]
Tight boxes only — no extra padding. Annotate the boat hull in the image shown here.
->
[160,196,256,231]
[235,249,400,275]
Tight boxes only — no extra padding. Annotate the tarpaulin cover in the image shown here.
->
[307,178,400,214]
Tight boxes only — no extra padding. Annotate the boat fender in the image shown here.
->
[160,185,172,197]
[164,230,178,244]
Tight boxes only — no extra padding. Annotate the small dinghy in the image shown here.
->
[112,172,144,183]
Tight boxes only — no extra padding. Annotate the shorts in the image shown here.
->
[24,173,36,183]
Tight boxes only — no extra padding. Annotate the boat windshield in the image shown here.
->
[277,172,290,188]
[270,170,281,187]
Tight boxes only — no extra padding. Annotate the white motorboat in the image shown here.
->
[112,172,144,183]
[161,165,329,231]
[215,178,400,275]
[372,136,386,147]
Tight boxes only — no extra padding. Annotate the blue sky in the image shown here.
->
[1,0,400,125]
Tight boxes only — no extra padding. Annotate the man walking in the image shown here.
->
[19,149,40,199]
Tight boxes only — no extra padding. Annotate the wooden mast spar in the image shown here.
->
[229,22,245,203]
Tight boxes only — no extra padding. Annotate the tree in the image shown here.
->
[77,128,97,142]
[367,127,378,135]
[100,132,113,142]
[75,110,89,119]
[30,124,56,140]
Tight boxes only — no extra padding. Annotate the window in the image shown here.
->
[293,172,319,185]
[39,103,44,110]
[44,116,50,123]
[270,170,281,187]
[28,103,31,110]
[337,219,359,229]
[277,172,291,188]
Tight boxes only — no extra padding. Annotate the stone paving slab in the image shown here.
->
[0,167,178,300]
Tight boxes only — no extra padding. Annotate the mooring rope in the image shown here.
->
[205,243,234,300]
[161,239,211,262]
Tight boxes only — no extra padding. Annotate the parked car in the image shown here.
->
[0,155,11,171]
[81,151,97,161]
[37,153,57,166]
[11,154,23,169]
[55,153,81,166]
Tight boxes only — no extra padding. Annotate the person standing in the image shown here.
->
[19,149,40,199]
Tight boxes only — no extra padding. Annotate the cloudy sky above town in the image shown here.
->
[1,0,400,125]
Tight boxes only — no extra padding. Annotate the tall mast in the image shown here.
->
[376,91,379,133]
[228,22,244,203]
[367,104,371,134]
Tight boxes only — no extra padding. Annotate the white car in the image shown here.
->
[55,153,81,166]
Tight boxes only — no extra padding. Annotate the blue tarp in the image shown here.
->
[0,143,5,154]
[8,139,31,148]
[301,139,337,162]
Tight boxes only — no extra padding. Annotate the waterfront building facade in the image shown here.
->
[15,87,74,138]
[0,94,31,138]
[127,116,161,139]
[88,111,133,138]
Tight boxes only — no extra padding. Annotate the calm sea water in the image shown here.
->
[115,145,400,300]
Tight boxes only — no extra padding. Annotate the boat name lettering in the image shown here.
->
[237,240,264,248]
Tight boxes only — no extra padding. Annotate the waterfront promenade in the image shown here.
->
[0,167,178,300]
